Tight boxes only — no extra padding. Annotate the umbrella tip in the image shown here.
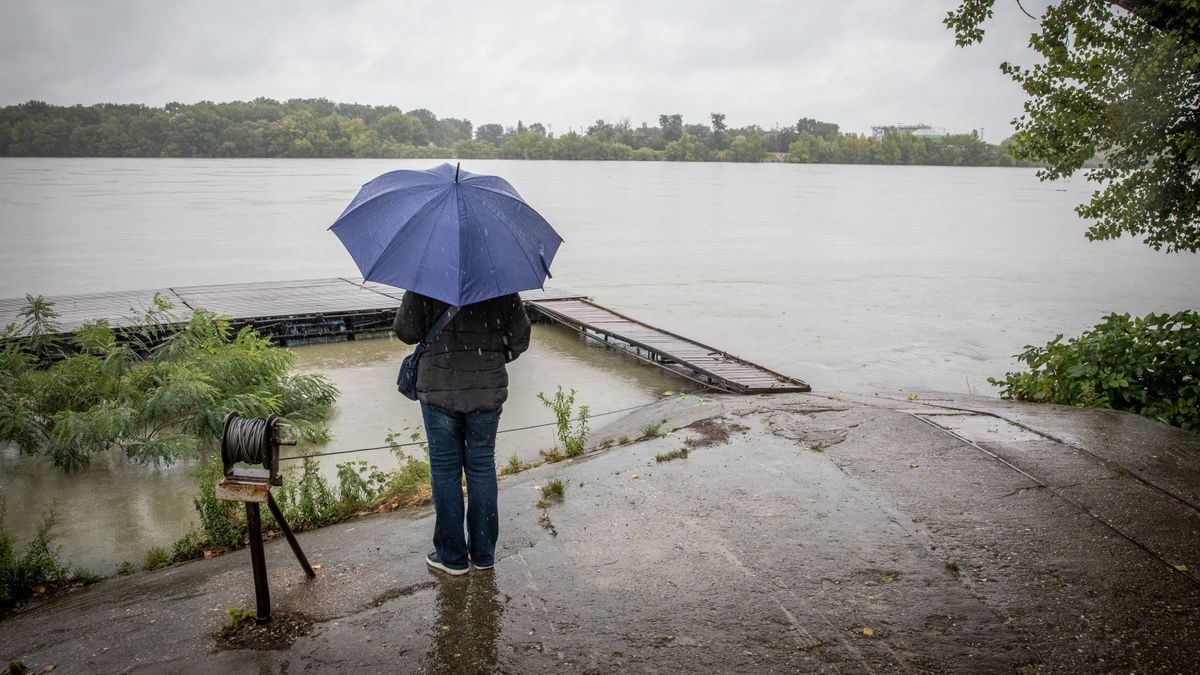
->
[455,163,460,183]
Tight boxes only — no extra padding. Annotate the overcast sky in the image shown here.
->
[0,0,1049,143]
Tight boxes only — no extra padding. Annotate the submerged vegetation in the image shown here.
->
[0,294,338,471]
[0,99,1024,167]
[990,311,1200,432]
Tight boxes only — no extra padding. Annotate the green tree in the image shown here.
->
[658,114,684,142]
[947,0,1200,252]
[375,112,430,146]
[727,133,766,162]
[710,113,728,151]
[0,296,338,471]
[475,123,506,147]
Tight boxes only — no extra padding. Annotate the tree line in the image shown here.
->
[0,98,1027,166]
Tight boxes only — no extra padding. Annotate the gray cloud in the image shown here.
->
[0,0,1048,142]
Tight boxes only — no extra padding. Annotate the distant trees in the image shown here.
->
[0,99,1027,167]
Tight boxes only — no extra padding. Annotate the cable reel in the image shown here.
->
[221,412,293,485]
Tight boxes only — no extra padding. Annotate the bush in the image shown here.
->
[142,547,173,571]
[989,311,1200,431]
[537,386,590,457]
[0,498,69,610]
[0,295,339,472]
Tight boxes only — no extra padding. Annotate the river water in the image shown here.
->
[1,158,1197,570]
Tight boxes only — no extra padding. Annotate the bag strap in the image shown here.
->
[420,306,459,347]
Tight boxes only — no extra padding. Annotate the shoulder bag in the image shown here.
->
[397,306,458,400]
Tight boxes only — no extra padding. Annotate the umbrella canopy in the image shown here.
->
[329,163,562,307]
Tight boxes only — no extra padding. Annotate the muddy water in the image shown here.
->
[1,158,1197,571]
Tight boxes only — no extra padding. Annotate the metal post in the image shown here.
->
[267,492,316,578]
[245,502,271,624]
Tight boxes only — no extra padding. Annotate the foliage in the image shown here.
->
[989,311,1200,431]
[227,605,256,627]
[501,454,522,475]
[142,547,173,571]
[0,98,1027,167]
[537,479,566,508]
[537,386,590,458]
[0,295,339,471]
[116,560,136,576]
[0,498,70,610]
[172,449,432,566]
[639,421,663,438]
[947,0,1200,252]
[655,448,689,462]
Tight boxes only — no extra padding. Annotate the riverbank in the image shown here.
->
[3,391,1198,672]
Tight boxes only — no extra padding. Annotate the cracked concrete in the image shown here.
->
[3,393,1199,673]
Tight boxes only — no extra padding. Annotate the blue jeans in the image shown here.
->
[421,402,502,569]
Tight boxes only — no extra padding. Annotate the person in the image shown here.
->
[393,291,531,575]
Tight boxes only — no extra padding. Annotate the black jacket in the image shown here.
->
[393,292,531,413]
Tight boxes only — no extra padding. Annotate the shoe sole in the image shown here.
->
[426,557,469,576]
[472,563,494,570]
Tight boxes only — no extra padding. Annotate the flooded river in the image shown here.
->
[1,158,1197,570]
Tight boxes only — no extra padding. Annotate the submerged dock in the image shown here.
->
[0,278,809,395]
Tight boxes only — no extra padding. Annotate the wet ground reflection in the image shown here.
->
[426,571,505,674]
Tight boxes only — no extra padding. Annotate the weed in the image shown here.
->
[618,436,630,445]
[810,442,825,453]
[116,561,137,576]
[1,498,69,610]
[5,661,28,675]
[655,448,689,463]
[944,559,960,573]
[375,455,433,509]
[335,460,388,516]
[537,479,566,508]
[142,547,173,571]
[639,422,662,438]
[599,439,614,450]
[227,605,256,627]
[71,568,102,585]
[501,454,522,475]
[538,386,590,457]
[540,447,565,464]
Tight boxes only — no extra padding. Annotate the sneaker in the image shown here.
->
[426,551,469,576]
[471,558,494,570]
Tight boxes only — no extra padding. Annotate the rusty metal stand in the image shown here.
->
[267,492,316,578]
[217,469,316,624]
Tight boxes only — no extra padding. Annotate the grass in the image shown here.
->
[116,561,136,576]
[639,421,663,438]
[142,547,174,571]
[536,479,566,509]
[501,454,522,475]
[655,448,689,463]
[810,442,825,453]
[944,559,960,574]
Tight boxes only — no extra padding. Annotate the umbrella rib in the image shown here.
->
[329,181,444,227]
[467,187,548,288]
[458,190,504,301]
[364,189,451,282]
[468,183,561,281]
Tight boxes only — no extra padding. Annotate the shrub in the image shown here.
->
[501,454,522,475]
[142,547,173,571]
[537,386,590,457]
[989,311,1200,432]
[0,295,339,471]
[0,498,69,610]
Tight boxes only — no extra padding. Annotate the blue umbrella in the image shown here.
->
[329,163,562,307]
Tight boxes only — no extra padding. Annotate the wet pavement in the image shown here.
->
[3,392,1199,673]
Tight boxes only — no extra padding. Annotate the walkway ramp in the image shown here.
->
[527,298,810,395]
